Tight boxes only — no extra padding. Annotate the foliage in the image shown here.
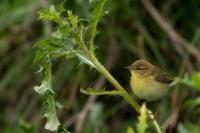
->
[1,0,200,133]
[33,0,169,132]
[126,104,149,133]
[33,1,108,131]
[137,104,148,133]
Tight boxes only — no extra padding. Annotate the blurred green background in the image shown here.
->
[0,0,200,133]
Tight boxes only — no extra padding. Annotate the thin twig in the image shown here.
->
[162,90,180,132]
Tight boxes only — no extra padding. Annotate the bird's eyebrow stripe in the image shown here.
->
[135,65,147,70]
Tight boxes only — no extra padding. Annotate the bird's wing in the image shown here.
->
[154,68,173,84]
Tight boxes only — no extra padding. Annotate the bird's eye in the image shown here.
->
[136,67,142,70]
[135,66,146,70]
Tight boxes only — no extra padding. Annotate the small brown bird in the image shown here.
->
[127,59,175,101]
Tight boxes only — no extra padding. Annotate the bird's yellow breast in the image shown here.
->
[130,72,169,101]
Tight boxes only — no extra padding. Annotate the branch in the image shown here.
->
[80,88,121,96]
[163,89,180,131]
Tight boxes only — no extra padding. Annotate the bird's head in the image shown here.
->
[126,59,153,76]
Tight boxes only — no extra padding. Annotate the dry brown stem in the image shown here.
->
[142,0,200,63]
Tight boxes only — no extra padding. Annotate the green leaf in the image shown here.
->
[137,104,148,133]
[34,37,64,49]
[51,26,70,39]
[179,74,193,87]
[44,93,60,131]
[80,88,121,95]
[180,72,200,91]
[178,123,200,133]
[89,0,106,51]
[34,80,49,95]
[51,51,77,58]
[33,62,62,131]
[67,10,78,29]
[39,5,66,26]
[34,64,53,95]
[34,37,65,63]
[90,103,103,123]
[19,119,36,133]
[191,72,200,90]
[185,97,200,109]
[126,126,135,133]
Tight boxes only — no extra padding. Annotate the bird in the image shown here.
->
[127,59,175,101]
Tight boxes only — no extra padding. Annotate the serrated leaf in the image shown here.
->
[59,1,67,13]
[34,63,55,95]
[39,5,65,26]
[80,88,121,95]
[126,126,135,133]
[90,0,106,33]
[51,51,77,58]
[89,0,106,51]
[33,62,62,132]
[51,25,70,39]
[35,37,64,48]
[137,104,148,133]
[44,94,60,131]
[34,80,49,95]
[67,10,78,29]
[34,37,66,63]
[51,30,65,39]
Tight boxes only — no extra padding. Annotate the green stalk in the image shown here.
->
[88,52,163,133]
[147,110,162,133]
[90,53,140,112]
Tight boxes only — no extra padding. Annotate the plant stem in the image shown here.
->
[89,53,163,133]
[80,88,121,95]
[90,53,140,112]
[147,110,163,133]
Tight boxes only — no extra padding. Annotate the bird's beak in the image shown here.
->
[125,66,132,70]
